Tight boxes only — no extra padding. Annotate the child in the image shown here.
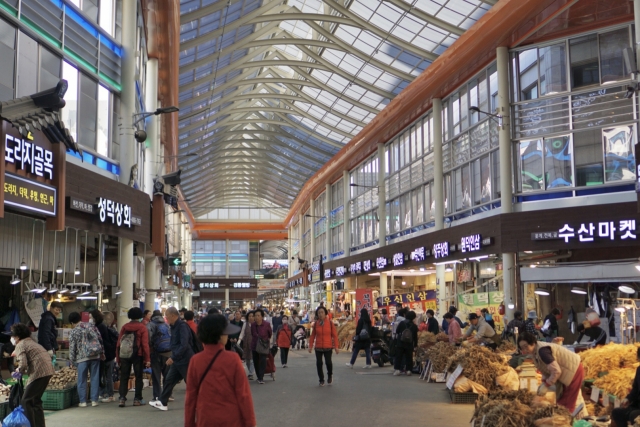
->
[294,326,306,350]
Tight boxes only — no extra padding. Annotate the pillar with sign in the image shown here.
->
[225,288,230,310]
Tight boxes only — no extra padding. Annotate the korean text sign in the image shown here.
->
[355,289,374,322]
[457,291,505,333]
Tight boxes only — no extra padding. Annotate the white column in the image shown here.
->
[144,255,157,312]
[118,0,138,185]
[436,264,446,317]
[497,46,515,320]
[309,197,315,260]
[380,272,387,297]
[377,143,386,247]
[288,227,292,277]
[118,238,134,328]
[342,170,351,257]
[143,58,159,195]
[225,288,230,310]
[325,183,331,259]
[432,98,447,316]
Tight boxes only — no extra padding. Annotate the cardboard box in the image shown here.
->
[57,329,72,340]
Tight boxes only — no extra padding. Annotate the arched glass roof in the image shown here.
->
[178,0,495,218]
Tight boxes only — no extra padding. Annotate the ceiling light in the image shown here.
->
[402,281,406,285]
[10,275,21,285]
[55,264,63,274]
[619,285,635,294]
[419,267,425,271]
[217,301,221,304]
[58,287,69,294]
[571,286,587,295]
[74,266,81,276]
[77,296,97,300]
[48,286,58,293]
[529,264,537,268]
[69,287,79,294]
[534,287,550,296]
[507,298,515,310]
[80,290,91,296]
[114,287,123,295]
[20,259,27,270]
[445,267,452,272]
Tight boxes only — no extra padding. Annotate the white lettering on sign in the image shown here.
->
[350,262,362,274]
[324,269,333,279]
[363,260,372,272]
[433,242,449,259]
[410,247,425,262]
[97,197,132,227]
[5,134,53,179]
[460,234,481,253]
[335,266,346,277]
[200,283,220,289]
[559,220,636,243]
[233,283,251,288]
[376,257,387,269]
[392,253,404,267]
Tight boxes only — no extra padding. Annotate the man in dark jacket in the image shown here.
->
[426,309,439,335]
[394,311,418,376]
[612,348,640,426]
[92,310,117,403]
[150,307,194,411]
[147,310,171,402]
[37,301,62,356]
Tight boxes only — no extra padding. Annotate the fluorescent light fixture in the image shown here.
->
[534,287,550,296]
[446,267,453,272]
[77,296,97,300]
[55,264,63,274]
[58,287,69,294]
[469,256,489,261]
[529,264,537,268]
[69,287,79,294]
[20,259,27,270]
[74,266,81,275]
[508,303,515,309]
[419,267,425,271]
[571,286,587,295]
[217,301,221,304]
[80,291,91,296]
[10,275,21,285]
[619,285,635,294]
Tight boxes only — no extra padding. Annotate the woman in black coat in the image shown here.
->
[394,311,418,376]
[346,309,372,368]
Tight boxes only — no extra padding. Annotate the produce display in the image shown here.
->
[445,346,509,390]
[497,341,517,353]
[417,331,436,347]
[579,343,639,379]
[529,406,573,427]
[0,383,10,400]
[46,367,77,390]
[337,322,356,347]
[425,341,457,372]
[436,332,449,342]
[472,398,532,427]
[592,367,636,400]
[474,390,572,427]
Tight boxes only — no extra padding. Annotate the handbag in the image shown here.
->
[256,338,270,355]
[233,343,244,359]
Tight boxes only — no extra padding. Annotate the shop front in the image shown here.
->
[285,271,308,313]
[193,278,258,311]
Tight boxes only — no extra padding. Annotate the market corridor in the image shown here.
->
[44,350,473,427]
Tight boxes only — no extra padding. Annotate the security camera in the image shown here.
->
[134,130,147,143]
[162,170,182,186]
[153,177,165,196]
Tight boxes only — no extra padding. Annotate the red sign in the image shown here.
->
[355,288,374,322]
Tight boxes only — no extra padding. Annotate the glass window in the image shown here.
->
[469,80,479,125]
[473,155,491,204]
[99,0,114,36]
[600,28,630,83]
[411,187,423,226]
[519,139,544,192]
[570,35,599,89]
[16,31,37,98]
[539,43,566,95]
[603,125,635,182]
[79,74,98,150]
[97,85,110,157]
[0,19,15,102]
[489,64,498,112]
[443,173,451,214]
[414,123,423,158]
[83,0,99,22]
[574,129,603,186]
[518,48,538,101]
[544,135,573,189]
[491,151,501,199]
[478,73,488,114]
[425,183,434,221]
[455,165,471,211]
[62,62,79,142]
[38,48,60,91]
[401,193,411,230]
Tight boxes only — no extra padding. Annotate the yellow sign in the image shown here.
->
[4,172,56,216]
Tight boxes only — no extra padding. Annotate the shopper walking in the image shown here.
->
[276,315,292,367]
[147,309,172,402]
[347,308,372,368]
[37,301,62,357]
[116,307,151,407]
[150,307,195,411]
[92,310,117,403]
[394,311,418,376]
[238,311,255,379]
[184,314,255,427]
[227,310,244,352]
[308,306,339,386]
[10,323,55,427]
[142,310,152,326]
[250,308,272,385]
[271,311,283,345]
[69,311,105,407]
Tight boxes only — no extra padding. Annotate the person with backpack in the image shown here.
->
[69,311,105,407]
[308,306,340,386]
[346,308,372,369]
[184,314,255,427]
[92,310,117,403]
[394,311,418,376]
[276,315,292,368]
[150,306,196,411]
[10,323,55,427]
[185,311,198,334]
[116,307,151,408]
[147,310,171,403]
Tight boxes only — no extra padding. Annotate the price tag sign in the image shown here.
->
[615,398,621,408]
[446,364,464,390]
[590,386,600,403]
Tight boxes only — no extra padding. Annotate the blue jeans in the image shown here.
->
[99,359,115,398]
[349,341,371,366]
[77,359,101,404]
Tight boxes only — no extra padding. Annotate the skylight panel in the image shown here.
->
[349,0,376,21]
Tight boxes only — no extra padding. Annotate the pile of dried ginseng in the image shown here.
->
[446,346,509,390]
[485,389,535,406]
[337,322,356,346]
[529,405,573,427]
[497,341,517,353]
[425,341,457,372]
[417,331,437,347]
[46,367,77,390]
[579,343,639,378]
[593,367,636,400]
[473,399,532,427]
[436,332,449,342]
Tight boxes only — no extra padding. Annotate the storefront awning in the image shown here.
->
[520,263,640,283]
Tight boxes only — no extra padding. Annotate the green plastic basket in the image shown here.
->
[448,390,479,404]
[42,386,76,410]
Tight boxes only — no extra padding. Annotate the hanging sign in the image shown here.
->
[349,261,362,274]
[335,266,346,277]
[98,197,132,227]
[410,247,428,262]
[392,252,404,267]
[362,259,372,272]
[5,133,54,179]
[376,256,388,269]
[4,172,56,216]
[324,268,333,279]
[532,220,637,242]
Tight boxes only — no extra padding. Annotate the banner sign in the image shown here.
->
[376,290,437,307]
[457,291,505,333]
[4,172,56,216]
[355,288,374,322]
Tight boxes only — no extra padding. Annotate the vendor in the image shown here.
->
[576,321,606,347]
[518,332,585,414]
[612,348,640,427]
[443,312,461,345]
[442,306,467,334]
[462,313,498,347]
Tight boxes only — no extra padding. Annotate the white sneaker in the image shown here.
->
[91,402,99,407]
[149,400,168,411]
[406,371,412,376]
[79,402,87,407]
[363,365,372,369]
[393,370,401,376]
[168,396,175,402]
[345,363,353,368]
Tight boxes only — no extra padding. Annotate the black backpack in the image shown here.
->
[189,326,203,354]
[400,321,413,344]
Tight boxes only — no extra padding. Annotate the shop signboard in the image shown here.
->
[4,173,56,216]
[457,291,505,334]
[392,252,405,267]
[377,290,437,314]
[324,268,333,279]
[355,288,374,322]
[531,219,637,242]
[195,278,258,290]
[376,256,388,269]
[362,259,372,272]
[349,261,362,274]
[410,247,429,262]
[433,242,450,259]
[335,266,346,277]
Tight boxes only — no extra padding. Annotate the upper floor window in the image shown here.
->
[68,0,116,37]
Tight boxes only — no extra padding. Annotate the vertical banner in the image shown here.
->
[355,288,374,322]
[458,291,505,334]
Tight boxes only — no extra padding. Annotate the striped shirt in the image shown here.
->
[13,337,55,384]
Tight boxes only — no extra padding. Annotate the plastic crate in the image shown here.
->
[448,390,479,404]
[42,386,75,410]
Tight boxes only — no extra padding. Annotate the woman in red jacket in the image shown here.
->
[308,306,339,386]
[185,314,256,427]
[276,315,292,368]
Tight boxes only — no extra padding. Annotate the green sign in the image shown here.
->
[172,257,182,266]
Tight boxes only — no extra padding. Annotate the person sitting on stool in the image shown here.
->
[612,347,640,427]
